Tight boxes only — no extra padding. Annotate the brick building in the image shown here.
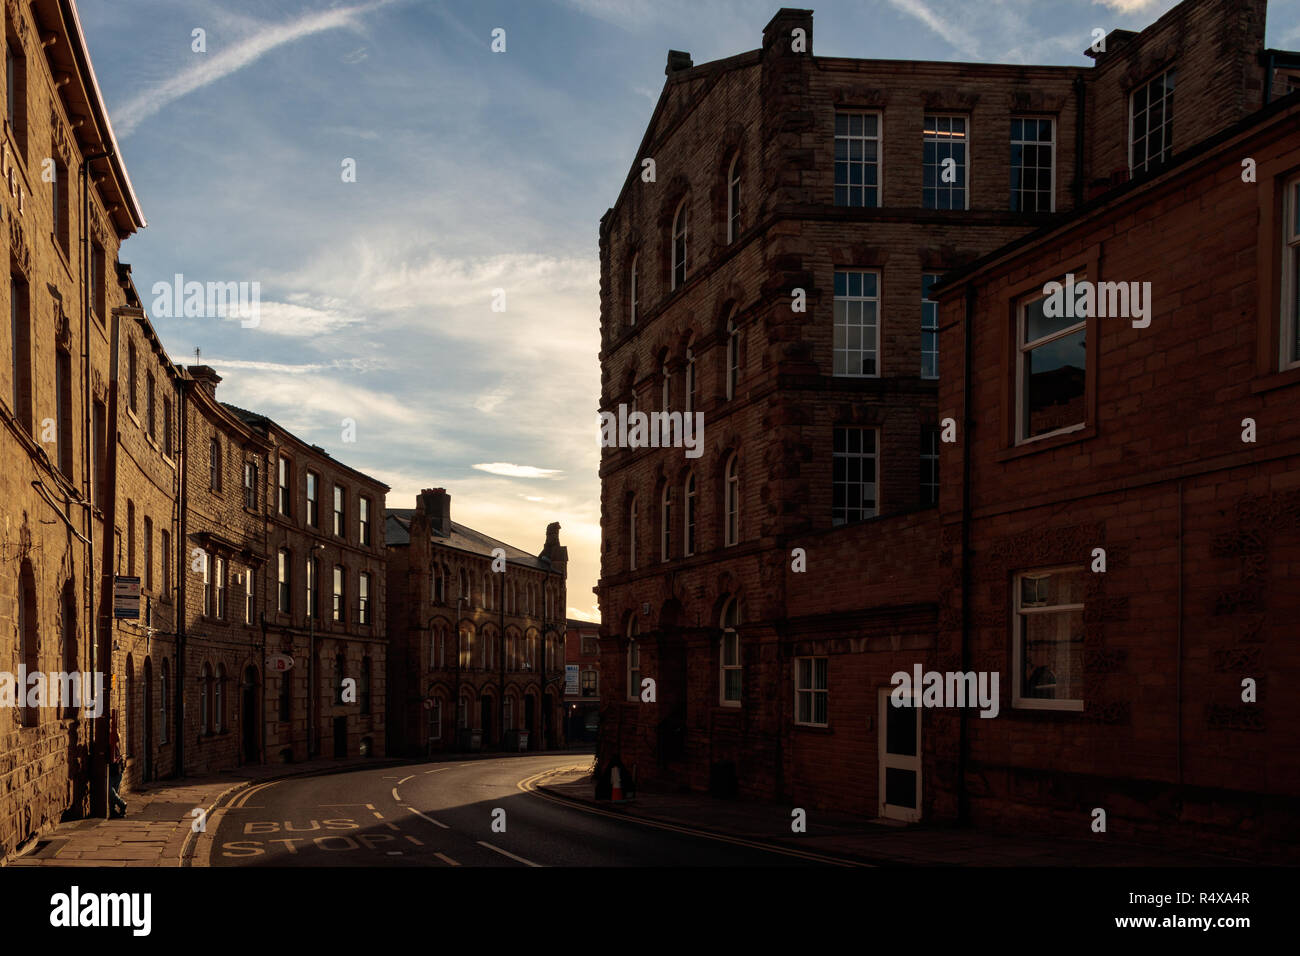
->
[225,405,389,762]
[932,86,1300,859]
[564,618,600,743]
[108,305,182,791]
[0,0,147,856]
[595,0,1294,836]
[385,489,568,756]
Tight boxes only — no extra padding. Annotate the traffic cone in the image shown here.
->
[611,765,623,802]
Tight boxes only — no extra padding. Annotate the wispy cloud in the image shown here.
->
[883,0,980,58]
[473,463,564,479]
[115,0,393,135]
[1092,0,1162,12]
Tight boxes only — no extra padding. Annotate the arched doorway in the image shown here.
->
[143,658,153,782]
[479,694,493,748]
[242,665,259,764]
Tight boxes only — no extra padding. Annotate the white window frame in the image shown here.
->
[922,114,970,210]
[727,153,741,243]
[834,110,881,208]
[626,619,640,701]
[726,312,739,400]
[214,555,226,619]
[1015,281,1087,445]
[724,454,739,547]
[1010,116,1056,213]
[245,568,255,625]
[1012,566,1086,712]
[794,656,828,727]
[671,199,688,290]
[834,269,881,378]
[1282,174,1300,371]
[359,571,370,625]
[719,599,740,707]
[1128,68,1176,175]
[921,272,941,380]
[832,426,879,526]
[920,426,940,508]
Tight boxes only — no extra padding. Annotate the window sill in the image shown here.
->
[793,722,832,733]
[1011,699,1084,713]
[1251,365,1300,395]
[996,422,1095,462]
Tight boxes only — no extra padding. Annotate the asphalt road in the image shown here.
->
[207,753,812,867]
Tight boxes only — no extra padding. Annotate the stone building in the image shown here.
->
[224,404,389,762]
[108,305,182,792]
[564,618,600,743]
[595,0,1291,831]
[932,84,1300,859]
[0,0,146,856]
[385,488,568,756]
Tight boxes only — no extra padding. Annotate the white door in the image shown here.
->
[878,687,922,822]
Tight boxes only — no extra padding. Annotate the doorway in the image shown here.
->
[333,716,347,758]
[877,687,921,822]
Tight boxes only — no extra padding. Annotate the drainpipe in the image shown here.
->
[93,304,122,816]
[957,281,977,826]
[176,376,189,776]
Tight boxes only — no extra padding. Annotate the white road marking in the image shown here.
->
[424,768,448,774]
[405,835,424,846]
[477,841,541,867]
[402,806,449,829]
[435,852,460,866]
[398,775,415,785]
[387,851,403,856]
[372,811,384,819]
[391,788,401,802]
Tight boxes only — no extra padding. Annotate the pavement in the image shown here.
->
[4,754,411,868]
[533,768,1255,867]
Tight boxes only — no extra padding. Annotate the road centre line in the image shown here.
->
[401,806,450,829]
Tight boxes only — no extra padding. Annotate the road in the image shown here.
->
[206,753,816,867]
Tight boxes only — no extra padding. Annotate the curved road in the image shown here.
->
[206,754,821,867]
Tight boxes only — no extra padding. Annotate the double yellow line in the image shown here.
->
[517,767,865,867]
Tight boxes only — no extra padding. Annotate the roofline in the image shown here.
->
[224,405,391,491]
[930,90,1300,295]
[60,0,146,230]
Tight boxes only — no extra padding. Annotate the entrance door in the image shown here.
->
[242,667,259,764]
[333,716,347,757]
[877,687,922,822]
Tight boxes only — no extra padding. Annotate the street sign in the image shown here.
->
[565,664,580,696]
[113,576,141,619]
[267,653,294,672]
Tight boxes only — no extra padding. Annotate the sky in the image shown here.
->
[78,0,1300,622]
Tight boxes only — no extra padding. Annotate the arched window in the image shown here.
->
[661,359,671,412]
[458,691,470,729]
[726,310,740,400]
[660,484,672,562]
[727,153,741,243]
[685,338,696,413]
[432,564,444,604]
[671,198,688,290]
[201,663,213,734]
[720,598,741,706]
[724,454,739,547]
[684,473,696,557]
[628,496,638,571]
[215,663,226,731]
[629,254,639,327]
[160,658,171,743]
[125,655,135,752]
[626,617,641,701]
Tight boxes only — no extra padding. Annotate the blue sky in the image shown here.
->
[78,0,1300,621]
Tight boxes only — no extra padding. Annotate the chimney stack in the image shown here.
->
[420,488,451,536]
[665,50,693,75]
[187,365,222,398]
